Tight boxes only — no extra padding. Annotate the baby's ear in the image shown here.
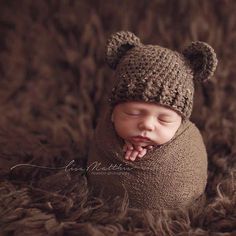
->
[106,31,141,70]
[183,41,218,82]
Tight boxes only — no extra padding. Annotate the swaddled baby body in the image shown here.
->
[87,31,218,210]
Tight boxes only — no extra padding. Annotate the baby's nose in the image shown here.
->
[138,117,155,131]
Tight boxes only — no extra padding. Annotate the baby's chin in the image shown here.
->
[130,138,170,147]
[129,139,156,147]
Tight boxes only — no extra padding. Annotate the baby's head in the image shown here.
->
[111,101,182,146]
[106,31,218,146]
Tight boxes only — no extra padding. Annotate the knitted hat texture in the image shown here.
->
[106,31,218,119]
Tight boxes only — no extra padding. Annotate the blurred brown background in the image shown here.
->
[0,0,236,235]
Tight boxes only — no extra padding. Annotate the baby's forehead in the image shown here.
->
[115,101,177,114]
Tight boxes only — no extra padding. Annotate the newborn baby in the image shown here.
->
[87,31,218,210]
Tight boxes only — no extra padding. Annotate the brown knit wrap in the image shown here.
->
[87,108,208,210]
[106,31,218,118]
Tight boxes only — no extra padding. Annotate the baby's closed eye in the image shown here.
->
[158,118,175,124]
[124,110,141,116]
[158,115,177,124]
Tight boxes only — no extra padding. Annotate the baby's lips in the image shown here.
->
[131,136,150,142]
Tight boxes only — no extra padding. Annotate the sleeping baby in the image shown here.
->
[87,31,218,210]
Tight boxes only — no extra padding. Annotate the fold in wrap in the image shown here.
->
[87,107,208,210]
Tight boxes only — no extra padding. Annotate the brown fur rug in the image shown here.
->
[0,0,236,235]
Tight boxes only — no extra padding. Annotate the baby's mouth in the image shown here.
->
[131,136,151,142]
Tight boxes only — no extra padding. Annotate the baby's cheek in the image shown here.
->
[114,122,131,138]
[156,128,174,144]
[164,127,178,141]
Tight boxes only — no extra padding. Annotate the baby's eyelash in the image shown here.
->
[126,112,140,116]
[160,121,173,124]
[158,118,173,123]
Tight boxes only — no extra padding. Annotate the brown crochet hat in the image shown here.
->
[106,31,218,119]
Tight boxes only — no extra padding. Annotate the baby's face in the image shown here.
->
[111,102,182,147]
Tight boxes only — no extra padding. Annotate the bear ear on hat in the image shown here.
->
[183,41,218,82]
[106,31,141,70]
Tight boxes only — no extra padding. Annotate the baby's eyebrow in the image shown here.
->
[126,107,147,112]
[159,112,172,116]
[125,106,176,117]
[124,105,142,110]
